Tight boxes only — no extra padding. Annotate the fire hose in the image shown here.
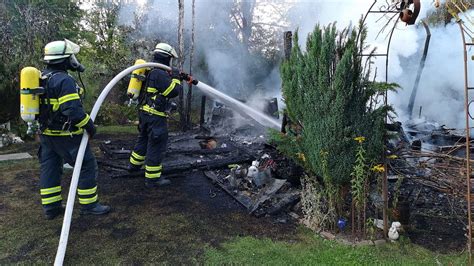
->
[54,63,280,265]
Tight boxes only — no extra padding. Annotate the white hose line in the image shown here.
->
[54,63,170,266]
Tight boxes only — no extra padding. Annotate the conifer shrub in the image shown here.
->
[272,22,397,229]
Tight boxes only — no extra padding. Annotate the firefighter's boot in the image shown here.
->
[127,164,142,173]
[80,203,111,215]
[44,205,65,220]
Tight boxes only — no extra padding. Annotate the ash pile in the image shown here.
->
[385,118,468,250]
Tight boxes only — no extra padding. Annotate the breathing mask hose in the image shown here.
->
[77,72,86,99]
[54,63,171,266]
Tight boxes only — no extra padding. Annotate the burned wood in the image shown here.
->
[249,179,287,214]
[266,192,300,215]
[97,159,128,170]
[204,171,254,209]
[111,153,254,179]
[101,146,238,160]
[167,147,235,155]
[100,143,114,157]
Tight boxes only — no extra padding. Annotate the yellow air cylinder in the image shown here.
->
[127,59,147,100]
[20,67,41,123]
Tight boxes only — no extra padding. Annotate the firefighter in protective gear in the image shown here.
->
[38,39,110,219]
[128,42,183,187]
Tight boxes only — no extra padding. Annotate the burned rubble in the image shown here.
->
[383,118,468,251]
[98,102,302,221]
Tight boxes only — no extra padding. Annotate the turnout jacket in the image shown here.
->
[39,69,91,136]
[139,68,183,117]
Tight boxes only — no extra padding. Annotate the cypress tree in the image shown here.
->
[276,22,397,189]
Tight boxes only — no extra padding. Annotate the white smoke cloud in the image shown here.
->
[119,0,474,129]
[290,0,473,129]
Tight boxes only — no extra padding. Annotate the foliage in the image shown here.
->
[95,103,138,126]
[0,0,83,123]
[272,21,398,230]
[278,22,393,185]
[351,138,367,209]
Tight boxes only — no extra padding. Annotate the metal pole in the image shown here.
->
[458,21,472,265]
[382,19,399,239]
[407,20,431,119]
[200,95,206,128]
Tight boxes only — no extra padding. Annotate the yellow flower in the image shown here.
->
[354,136,366,143]
[296,152,306,162]
[387,154,398,159]
[371,164,385,173]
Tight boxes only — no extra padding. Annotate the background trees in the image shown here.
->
[0,0,82,123]
[1,0,291,128]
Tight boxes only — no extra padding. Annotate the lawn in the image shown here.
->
[0,126,468,264]
[205,228,467,265]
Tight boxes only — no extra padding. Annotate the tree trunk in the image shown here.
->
[240,0,255,48]
[185,0,196,129]
[178,0,185,131]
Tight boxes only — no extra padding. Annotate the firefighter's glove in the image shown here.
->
[84,119,96,138]
[179,72,197,85]
[170,67,181,80]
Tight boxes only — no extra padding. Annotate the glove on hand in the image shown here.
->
[84,119,96,138]
[170,67,181,79]
[179,72,198,85]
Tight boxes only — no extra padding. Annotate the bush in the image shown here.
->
[272,22,398,229]
[95,103,138,126]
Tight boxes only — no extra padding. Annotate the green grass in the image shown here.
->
[205,227,468,265]
[96,125,137,135]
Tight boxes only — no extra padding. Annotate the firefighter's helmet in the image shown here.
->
[153,43,178,58]
[43,39,80,62]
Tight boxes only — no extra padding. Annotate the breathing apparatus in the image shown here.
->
[127,59,148,103]
[19,67,44,134]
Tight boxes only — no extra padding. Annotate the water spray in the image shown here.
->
[54,63,280,265]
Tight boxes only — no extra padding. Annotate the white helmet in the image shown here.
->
[44,39,80,62]
[153,42,178,58]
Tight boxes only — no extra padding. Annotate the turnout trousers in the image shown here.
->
[39,135,98,211]
[129,112,168,183]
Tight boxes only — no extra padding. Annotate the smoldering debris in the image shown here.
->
[383,118,469,251]
[97,129,303,219]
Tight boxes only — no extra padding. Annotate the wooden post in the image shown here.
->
[185,0,196,130]
[200,95,206,128]
[178,0,185,131]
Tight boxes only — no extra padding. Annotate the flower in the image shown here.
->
[387,154,398,159]
[371,164,385,173]
[296,152,306,162]
[354,136,366,143]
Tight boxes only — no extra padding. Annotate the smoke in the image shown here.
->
[118,0,474,129]
[289,0,473,129]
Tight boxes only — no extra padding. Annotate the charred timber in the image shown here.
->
[110,153,255,179]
